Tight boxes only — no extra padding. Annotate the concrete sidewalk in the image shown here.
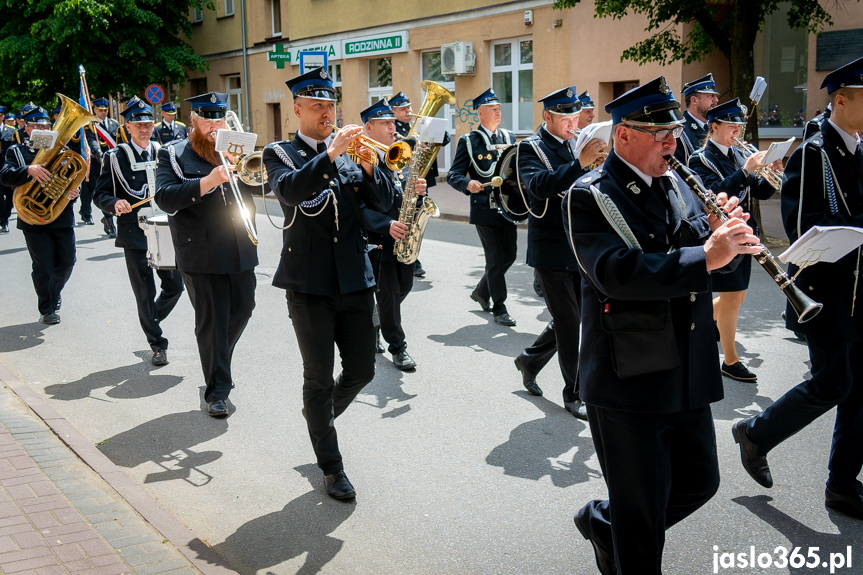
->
[0,366,236,575]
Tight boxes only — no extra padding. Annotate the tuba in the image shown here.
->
[407,81,456,179]
[14,93,97,225]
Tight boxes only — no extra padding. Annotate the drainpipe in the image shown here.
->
[240,0,251,130]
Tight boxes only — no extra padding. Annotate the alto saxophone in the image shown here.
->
[393,140,441,264]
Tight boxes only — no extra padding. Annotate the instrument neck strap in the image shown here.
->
[13,146,25,169]
[268,141,338,230]
[465,128,511,177]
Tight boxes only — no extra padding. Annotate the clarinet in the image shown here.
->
[664,154,822,323]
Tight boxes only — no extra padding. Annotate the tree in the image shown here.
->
[553,0,851,238]
[0,0,212,112]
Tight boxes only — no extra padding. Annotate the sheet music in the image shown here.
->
[214,129,258,155]
[29,130,57,150]
[778,225,863,266]
[573,121,612,159]
[416,117,447,144]
[762,137,796,165]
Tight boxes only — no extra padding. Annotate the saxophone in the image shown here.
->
[393,140,441,264]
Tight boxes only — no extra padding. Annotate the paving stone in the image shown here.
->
[0,552,57,573]
[63,553,125,572]
[124,550,178,567]
[79,537,114,558]
[52,543,86,562]
[133,558,191,575]
[12,530,46,549]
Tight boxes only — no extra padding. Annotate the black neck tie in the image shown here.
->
[317,141,327,155]
[141,149,149,162]
[491,132,500,145]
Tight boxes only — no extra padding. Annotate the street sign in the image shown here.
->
[299,51,327,74]
[145,85,164,106]
[269,44,291,69]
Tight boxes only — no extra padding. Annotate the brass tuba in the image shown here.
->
[14,93,97,225]
[407,81,456,179]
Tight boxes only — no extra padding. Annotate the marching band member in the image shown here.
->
[688,98,779,382]
[576,91,595,133]
[447,88,517,326]
[0,106,81,325]
[0,105,15,234]
[359,98,426,371]
[262,67,393,501]
[93,97,183,366]
[803,102,831,139]
[565,77,758,573]
[514,86,604,420]
[89,97,119,237]
[152,102,188,144]
[14,104,36,144]
[674,74,719,164]
[154,92,258,417]
[732,56,863,520]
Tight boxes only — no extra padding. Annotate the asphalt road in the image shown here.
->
[0,201,860,574]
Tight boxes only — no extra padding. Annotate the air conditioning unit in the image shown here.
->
[441,42,476,76]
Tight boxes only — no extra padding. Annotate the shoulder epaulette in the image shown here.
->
[154,122,163,128]
[574,168,606,188]
[175,121,186,127]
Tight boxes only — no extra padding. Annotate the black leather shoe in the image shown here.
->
[533,278,543,298]
[494,312,516,326]
[206,399,229,417]
[151,349,168,366]
[514,356,542,396]
[40,312,61,325]
[0,224,8,234]
[393,350,417,370]
[55,297,61,311]
[414,264,426,278]
[565,400,588,421]
[825,487,863,519]
[731,419,773,488]
[470,290,490,312]
[575,510,618,575]
[82,216,94,225]
[375,330,385,354]
[722,361,757,382]
[324,471,356,500]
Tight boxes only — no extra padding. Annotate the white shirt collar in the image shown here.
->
[479,123,498,139]
[130,139,151,157]
[541,124,566,145]
[163,120,173,130]
[687,110,706,129]
[709,138,731,156]
[616,153,672,188]
[827,118,860,154]
[297,130,331,153]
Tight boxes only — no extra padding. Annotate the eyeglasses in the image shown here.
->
[624,124,685,142]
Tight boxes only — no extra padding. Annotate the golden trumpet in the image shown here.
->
[324,121,411,171]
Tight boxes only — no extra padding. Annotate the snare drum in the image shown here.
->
[138,214,176,270]
[491,145,530,224]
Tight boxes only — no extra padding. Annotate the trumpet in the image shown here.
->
[218,110,258,245]
[324,121,411,171]
[733,134,784,191]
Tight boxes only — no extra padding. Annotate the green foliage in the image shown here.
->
[553,0,837,65]
[0,0,213,112]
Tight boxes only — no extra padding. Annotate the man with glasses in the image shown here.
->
[0,106,81,324]
[563,77,759,574]
[155,92,258,418]
[448,88,517,326]
[674,73,720,164]
[93,97,183,366]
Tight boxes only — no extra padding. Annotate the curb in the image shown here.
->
[0,363,238,575]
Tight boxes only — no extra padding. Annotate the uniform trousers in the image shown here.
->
[579,404,719,574]
[747,337,863,495]
[374,257,414,355]
[474,224,517,313]
[80,175,113,224]
[182,270,256,403]
[518,269,581,402]
[286,288,376,475]
[23,228,76,315]
[123,249,184,352]
[0,185,13,226]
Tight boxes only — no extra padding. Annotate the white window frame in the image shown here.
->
[193,6,203,22]
[271,0,281,36]
[224,0,234,16]
[368,57,393,107]
[490,36,533,134]
[225,74,242,123]
[421,49,456,171]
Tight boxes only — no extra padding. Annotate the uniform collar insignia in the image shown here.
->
[581,176,592,183]
[691,123,697,130]
[626,182,641,194]
[298,149,307,157]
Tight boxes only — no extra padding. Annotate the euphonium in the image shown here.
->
[13,93,97,225]
[407,81,456,179]
[324,121,411,171]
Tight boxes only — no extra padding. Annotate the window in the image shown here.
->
[422,50,456,171]
[368,57,392,106]
[328,63,343,125]
[190,78,208,96]
[271,0,281,36]
[756,2,808,133]
[224,0,234,16]
[193,6,203,22]
[270,103,282,142]
[226,75,242,124]
[491,37,533,133]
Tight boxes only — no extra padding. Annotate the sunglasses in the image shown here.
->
[625,124,685,142]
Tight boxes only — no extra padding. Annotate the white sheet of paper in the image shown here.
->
[573,121,612,159]
[762,136,796,165]
[416,117,448,144]
[214,129,258,155]
[778,225,863,266]
[29,130,57,150]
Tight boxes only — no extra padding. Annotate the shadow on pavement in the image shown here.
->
[98,410,227,487]
[0,247,28,257]
[0,322,49,352]
[42,360,183,401]
[212,463,355,575]
[733,495,863,574]
[355,363,417,418]
[87,252,125,262]
[486,391,600,488]
[427,322,536,358]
